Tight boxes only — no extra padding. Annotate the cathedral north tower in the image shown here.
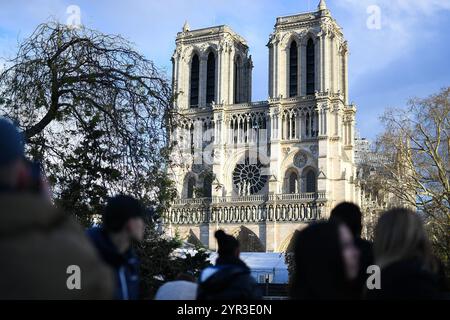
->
[166,0,358,252]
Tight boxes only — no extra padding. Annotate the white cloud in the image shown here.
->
[1,0,449,139]
[336,0,450,80]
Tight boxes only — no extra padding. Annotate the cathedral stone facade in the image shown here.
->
[164,0,358,252]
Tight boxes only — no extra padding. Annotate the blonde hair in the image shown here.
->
[374,208,436,272]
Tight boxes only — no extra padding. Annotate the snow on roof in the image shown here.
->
[208,252,287,269]
[208,252,289,283]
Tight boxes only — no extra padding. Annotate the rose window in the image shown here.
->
[294,152,307,168]
[232,157,268,195]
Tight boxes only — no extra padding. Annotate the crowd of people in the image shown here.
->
[0,117,448,300]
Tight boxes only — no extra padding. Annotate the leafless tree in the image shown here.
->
[0,22,176,224]
[371,87,449,270]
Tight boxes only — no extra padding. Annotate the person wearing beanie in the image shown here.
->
[87,194,148,300]
[0,118,25,191]
[197,230,261,300]
[329,202,374,298]
[0,117,114,299]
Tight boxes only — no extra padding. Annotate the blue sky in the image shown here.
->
[1,0,449,140]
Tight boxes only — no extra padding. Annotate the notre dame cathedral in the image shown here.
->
[164,0,361,252]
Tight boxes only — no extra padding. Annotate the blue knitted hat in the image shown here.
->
[0,118,25,166]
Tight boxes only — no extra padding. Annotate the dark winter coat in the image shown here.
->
[366,258,441,300]
[197,256,262,300]
[87,227,140,300]
[0,193,114,299]
[353,238,374,298]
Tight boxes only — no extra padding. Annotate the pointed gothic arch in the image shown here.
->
[283,167,300,194]
[289,171,299,193]
[231,226,265,252]
[202,173,213,198]
[234,55,242,103]
[305,112,310,137]
[289,40,298,97]
[302,167,317,193]
[190,54,200,107]
[306,38,315,95]
[277,231,296,253]
[184,174,197,198]
[187,229,204,247]
[206,51,216,104]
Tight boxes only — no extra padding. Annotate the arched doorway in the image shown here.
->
[202,174,212,198]
[186,176,196,198]
[190,54,200,107]
[288,171,299,193]
[187,229,203,247]
[206,51,216,104]
[231,226,265,252]
[305,170,316,192]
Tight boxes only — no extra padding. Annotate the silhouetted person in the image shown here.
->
[329,202,374,297]
[0,118,113,299]
[87,195,146,300]
[290,221,360,300]
[197,230,261,300]
[367,208,442,299]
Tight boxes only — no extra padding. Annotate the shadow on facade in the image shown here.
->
[232,226,265,252]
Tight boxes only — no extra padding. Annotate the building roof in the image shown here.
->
[208,252,289,284]
[176,24,248,47]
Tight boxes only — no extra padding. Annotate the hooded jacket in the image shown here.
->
[87,227,140,300]
[0,193,114,299]
[197,256,261,300]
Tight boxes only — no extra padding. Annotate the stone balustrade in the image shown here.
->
[171,192,327,206]
[166,193,327,224]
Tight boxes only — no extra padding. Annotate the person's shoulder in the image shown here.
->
[199,264,248,286]
[236,270,257,284]
[169,280,198,290]
[383,258,426,275]
[86,226,106,242]
[382,259,439,296]
[199,265,221,283]
[0,193,65,233]
[156,281,198,300]
[356,237,373,248]
[223,263,251,277]
[234,273,262,299]
[223,265,256,289]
